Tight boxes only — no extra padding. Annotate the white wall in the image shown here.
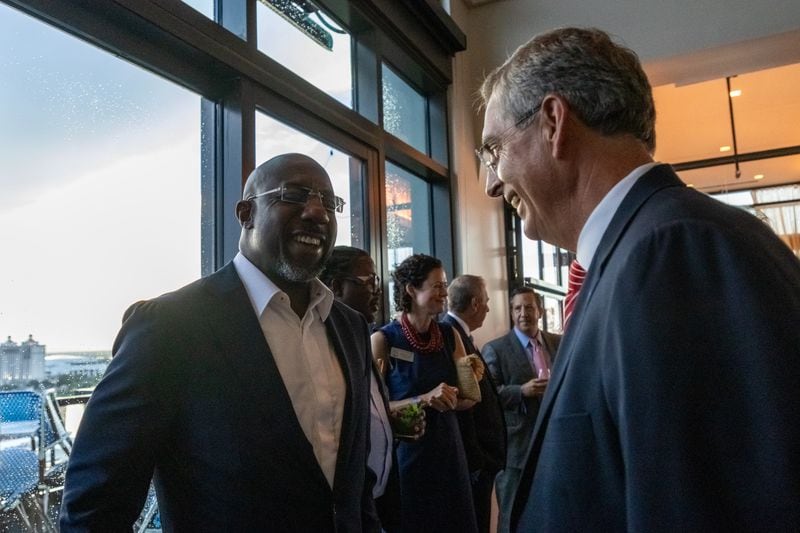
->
[448,0,513,347]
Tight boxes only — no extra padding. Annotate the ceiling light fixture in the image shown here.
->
[754,174,765,180]
[729,89,742,97]
[720,146,732,152]
[259,0,342,51]
[725,76,742,179]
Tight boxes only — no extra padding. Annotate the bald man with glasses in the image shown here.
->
[62,153,379,532]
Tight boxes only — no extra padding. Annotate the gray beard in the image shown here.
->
[275,256,323,282]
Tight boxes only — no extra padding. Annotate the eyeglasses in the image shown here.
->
[246,185,346,213]
[475,104,541,173]
[341,274,381,290]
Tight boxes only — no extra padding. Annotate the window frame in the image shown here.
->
[4,0,465,326]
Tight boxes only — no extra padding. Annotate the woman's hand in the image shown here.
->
[422,382,459,412]
[389,402,427,441]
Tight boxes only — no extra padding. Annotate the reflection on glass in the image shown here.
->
[385,162,431,270]
[0,4,201,383]
[382,64,427,154]
[256,2,352,108]
[255,111,365,248]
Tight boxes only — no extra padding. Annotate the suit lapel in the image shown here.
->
[531,165,683,446]
[200,263,328,488]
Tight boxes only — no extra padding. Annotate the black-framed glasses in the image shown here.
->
[341,274,381,289]
[475,103,541,173]
[246,185,346,213]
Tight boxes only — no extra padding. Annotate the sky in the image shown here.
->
[0,1,355,353]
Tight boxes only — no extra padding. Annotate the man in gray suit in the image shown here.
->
[482,286,560,533]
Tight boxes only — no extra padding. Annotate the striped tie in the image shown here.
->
[563,259,586,330]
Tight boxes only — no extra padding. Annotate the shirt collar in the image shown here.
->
[513,326,541,348]
[446,311,471,337]
[233,252,334,320]
[576,162,660,269]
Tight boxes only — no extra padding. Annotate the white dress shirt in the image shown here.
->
[234,252,345,488]
[368,370,393,498]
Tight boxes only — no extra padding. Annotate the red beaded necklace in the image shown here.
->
[400,312,443,354]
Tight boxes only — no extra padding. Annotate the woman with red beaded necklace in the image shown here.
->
[371,254,483,533]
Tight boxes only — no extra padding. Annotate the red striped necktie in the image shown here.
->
[563,259,587,330]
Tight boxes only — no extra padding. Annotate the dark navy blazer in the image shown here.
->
[513,165,800,531]
[60,263,378,532]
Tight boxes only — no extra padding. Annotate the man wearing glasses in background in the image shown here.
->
[478,27,800,531]
[61,153,379,531]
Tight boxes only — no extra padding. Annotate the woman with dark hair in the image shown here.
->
[371,253,482,533]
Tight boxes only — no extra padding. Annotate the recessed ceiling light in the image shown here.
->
[687,183,695,188]
[754,174,765,180]
[729,89,742,97]
[720,146,732,152]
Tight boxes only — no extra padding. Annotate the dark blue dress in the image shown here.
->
[381,320,477,533]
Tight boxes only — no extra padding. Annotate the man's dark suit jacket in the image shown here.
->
[513,164,800,531]
[482,329,560,473]
[442,315,507,476]
[60,263,378,532]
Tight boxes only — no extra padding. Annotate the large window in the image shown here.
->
[385,162,432,268]
[712,183,800,257]
[0,3,201,385]
[382,64,427,154]
[257,1,353,108]
[0,0,463,527]
[507,206,573,333]
[255,112,366,247]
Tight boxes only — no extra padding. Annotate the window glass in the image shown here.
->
[182,0,214,19]
[382,64,427,154]
[713,183,800,258]
[540,242,559,285]
[0,5,201,385]
[522,239,541,282]
[256,2,352,108]
[542,295,564,334]
[255,112,365,248]
[385,162,431,269]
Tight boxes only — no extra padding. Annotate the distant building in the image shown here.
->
[1,335,46,382]
[45,354,109,379]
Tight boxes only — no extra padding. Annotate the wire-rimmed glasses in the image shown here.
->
[246,185,346,213]
[475,104,541,173]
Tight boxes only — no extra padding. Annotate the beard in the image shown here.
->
[275,253,325,282]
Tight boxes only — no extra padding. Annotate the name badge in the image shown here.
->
[390,347,415,363]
